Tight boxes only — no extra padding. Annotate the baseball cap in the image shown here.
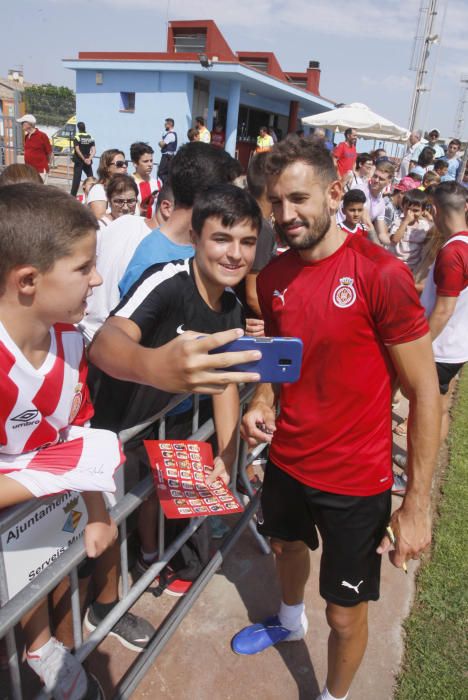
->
[17,114,37,125]
[428,128,440,136]
[394,176,418,192]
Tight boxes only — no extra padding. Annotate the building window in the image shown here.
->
[173,31,206,53]
[240,57,269,73]
[120,92,135,112]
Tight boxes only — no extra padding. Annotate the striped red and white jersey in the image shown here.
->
[0,322,93,455]
[0,322,123,497]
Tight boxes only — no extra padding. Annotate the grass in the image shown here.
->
[394,369,468,700]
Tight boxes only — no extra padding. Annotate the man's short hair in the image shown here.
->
[449,139,461,149]
[0,184,98,294]
[77,121,86,132]
[191,184,261,237]
[375,160,395,178]
[106,174,138,201]
[434,159,448,172]
[169,142,240,208]
[402,188,427,208]
[432,181,467,214]
[247,152,269,200]
[195,116,205,126]
[344,128,354,138]
[343,189,367,207]
[130,142,154,163]
[264,135,338,185]
[165,118,175,127]
[356,153,372,169]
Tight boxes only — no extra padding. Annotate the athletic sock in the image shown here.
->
[141,548,159,563]
[278,601,305,631]
[91,599,118,620]
[27,636,56,658]
[317,686,349,700]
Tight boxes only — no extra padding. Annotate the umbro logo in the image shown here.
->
[11,410,39,422]
[10,409,40,429]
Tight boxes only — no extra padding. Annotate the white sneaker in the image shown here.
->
[27,637,91,700]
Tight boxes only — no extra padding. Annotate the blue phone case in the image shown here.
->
[210,336,303,383]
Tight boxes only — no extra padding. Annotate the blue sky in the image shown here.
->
[1,0,467,139]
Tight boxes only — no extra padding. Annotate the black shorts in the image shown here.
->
[436,361,464,395]
[258,461,391,607]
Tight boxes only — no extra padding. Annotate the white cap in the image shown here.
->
[17,114,37,125]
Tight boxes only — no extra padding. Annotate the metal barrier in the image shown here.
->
[0,386,269,699]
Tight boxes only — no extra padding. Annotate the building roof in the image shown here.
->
[64,19,336,113]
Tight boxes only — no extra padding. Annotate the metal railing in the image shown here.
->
[0,387,269,699]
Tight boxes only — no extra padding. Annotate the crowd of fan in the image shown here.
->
[0,124,466,700]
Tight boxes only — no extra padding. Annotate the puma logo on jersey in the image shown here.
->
[341,579,364,594]
[273,288,288,306]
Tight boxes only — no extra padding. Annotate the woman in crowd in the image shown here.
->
[87,148,128,217]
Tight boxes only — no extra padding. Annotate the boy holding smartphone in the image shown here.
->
[89,184,261,589]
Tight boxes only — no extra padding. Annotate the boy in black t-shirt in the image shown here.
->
[90,184,261,591]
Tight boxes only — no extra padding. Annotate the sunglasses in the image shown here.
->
[112,160,128,168]
[111,197,137,207]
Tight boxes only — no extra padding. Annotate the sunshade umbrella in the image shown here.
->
[302,102,409,143]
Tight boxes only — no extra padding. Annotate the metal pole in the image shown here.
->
[69,567,83,649]
[408,0,438,132]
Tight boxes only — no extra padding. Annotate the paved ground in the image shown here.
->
[79,398,413,700]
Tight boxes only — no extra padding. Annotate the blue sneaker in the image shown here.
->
[231,615,307,655]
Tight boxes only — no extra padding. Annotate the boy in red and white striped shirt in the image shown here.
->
[0,183,123,699]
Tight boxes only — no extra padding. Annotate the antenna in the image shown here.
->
[408,0,440,132]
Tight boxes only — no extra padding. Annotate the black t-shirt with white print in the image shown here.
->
[91,257,245,432]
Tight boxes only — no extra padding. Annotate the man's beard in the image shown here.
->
[276,207,331,251]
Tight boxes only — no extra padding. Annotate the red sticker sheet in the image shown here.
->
[144,440,244,519]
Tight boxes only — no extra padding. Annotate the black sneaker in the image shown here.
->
[85,606,155,653]
[84,672,105,700]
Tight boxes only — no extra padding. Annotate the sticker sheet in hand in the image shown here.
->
[144,440,244,519]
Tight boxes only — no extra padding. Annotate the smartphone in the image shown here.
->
[210,336,303,383]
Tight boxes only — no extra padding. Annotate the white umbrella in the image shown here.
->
[302,102,409,143]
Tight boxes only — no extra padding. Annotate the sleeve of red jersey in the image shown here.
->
[370,257,429,345]
[43,131,52,156]
[72,345,94,426]
[256,271,279,337]
[433,242,468,297]
[333,142,344,159]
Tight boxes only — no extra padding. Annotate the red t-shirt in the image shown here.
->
[338,221,368,238]
[333,141,357,177]
[257,235,429,496]
[434,231,468,296]
[24,129,52,173]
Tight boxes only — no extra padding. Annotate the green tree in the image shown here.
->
[24,84,75,126]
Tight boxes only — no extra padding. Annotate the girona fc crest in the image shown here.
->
[332,277,356,308]
[68,383,83,423]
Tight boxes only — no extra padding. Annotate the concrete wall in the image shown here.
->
[75,69,194,164]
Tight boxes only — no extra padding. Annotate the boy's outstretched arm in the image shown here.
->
[82,492,118,558]
[89,316,261,395]
[209,384,241,485]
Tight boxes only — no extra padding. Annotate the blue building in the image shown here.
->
[64,19,334,168]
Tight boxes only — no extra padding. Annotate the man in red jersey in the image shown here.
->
[333,128,357,180]
[17,114,52,182]
[231,137,441,700]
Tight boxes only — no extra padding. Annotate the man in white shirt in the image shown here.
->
[398,130,422,179]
